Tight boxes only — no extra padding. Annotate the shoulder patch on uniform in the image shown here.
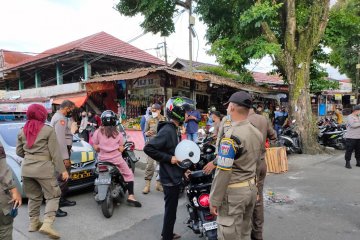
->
[217,138,237,170]
[60,120,65,126]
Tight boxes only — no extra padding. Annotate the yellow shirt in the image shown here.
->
[335,110,343,124]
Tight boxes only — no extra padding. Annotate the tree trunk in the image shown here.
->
[287,57,322,154]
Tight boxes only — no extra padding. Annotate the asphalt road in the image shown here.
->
[12,150,360,240]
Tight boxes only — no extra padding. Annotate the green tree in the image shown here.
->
[115,0,335,153]
[325,0,360,84]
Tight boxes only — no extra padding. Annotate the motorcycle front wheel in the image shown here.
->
[101,189,114,218]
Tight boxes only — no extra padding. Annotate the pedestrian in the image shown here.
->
[248,106,277,240]
[209,91,263,240]
[16,104,68,239]
[0,148,22,240]
[273,106,288,135]
[140,107,152,143]
[50,100,77,217]
[144,97,195,240]
[142,103,165,194]
[211,111,222,138]
[334,106,343,124]
[92,110,142,207]
[206,106,216,131]
[344,104,360,169]
[185,106,201,142]
[78,111,89,142]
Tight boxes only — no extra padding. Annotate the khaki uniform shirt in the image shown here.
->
[144,115,165,140]
[248,110,277,157]
[0,152,15,217]
[215,117,232,150]
[16,125,66,178]
[210,120,263,207]
[50,111,73,160]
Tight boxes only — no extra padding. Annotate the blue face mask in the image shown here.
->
[226,114,231,121]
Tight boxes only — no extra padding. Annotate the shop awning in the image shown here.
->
[52,92,88,107]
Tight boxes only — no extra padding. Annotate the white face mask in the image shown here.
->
[152,112,158,118]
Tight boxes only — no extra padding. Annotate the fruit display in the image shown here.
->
[123,117,141,130]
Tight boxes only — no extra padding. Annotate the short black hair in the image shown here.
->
[212,111,221,118]
[60,100,75,109]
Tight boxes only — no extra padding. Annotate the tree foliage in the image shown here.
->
[196,65,254,84]
[324,0,360,82]
[116,0,358,153]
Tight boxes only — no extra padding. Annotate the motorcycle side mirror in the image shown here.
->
[208,127,215,133]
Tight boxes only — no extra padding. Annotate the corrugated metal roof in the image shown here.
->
[86,67,279,94]
[5,32,164,70]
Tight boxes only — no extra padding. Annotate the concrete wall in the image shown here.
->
[2,82,85,99]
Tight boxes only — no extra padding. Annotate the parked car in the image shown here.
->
[0,122,97,197]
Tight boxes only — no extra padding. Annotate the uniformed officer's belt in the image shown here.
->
[228,178,255,188]
[25,154,51,161]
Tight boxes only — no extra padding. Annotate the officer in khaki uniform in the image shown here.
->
[210,91,263,240]
[0,146,22,240]
[248,107,276,240]
[142,103,165,194]
[16,103,68,239]
[50,100,76,217]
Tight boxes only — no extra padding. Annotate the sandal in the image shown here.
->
[127,199,142,207]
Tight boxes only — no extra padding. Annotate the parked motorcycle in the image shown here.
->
[277,120,303,154]
[317,121,346,150]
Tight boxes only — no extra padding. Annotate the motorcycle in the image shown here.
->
[317,121,346,150]
[94,162,127,218]
[182,134,218,240]
[277,120,303,154]
[118,122,139,173]
[94,125,139,218]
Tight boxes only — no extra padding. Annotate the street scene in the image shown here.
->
[10,151,360,240]
[1,0,360,240]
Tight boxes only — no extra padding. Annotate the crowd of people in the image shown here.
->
[2,94,359,240]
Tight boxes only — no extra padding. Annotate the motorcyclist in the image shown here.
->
[92,110,141,207]
[144,97,195,240]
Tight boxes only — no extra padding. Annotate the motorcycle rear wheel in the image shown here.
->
[204,229,217,240]
[101,189,114,218]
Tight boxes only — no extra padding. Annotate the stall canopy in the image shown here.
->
[52,92,88,107]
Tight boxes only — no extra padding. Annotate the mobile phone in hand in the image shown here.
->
[10,205,18,218]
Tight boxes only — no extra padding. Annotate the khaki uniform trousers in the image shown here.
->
[144,156,158,181]
[0,212,13,240]
[251,160,267,240]
[23,177,61,218]
[217,183,257,240]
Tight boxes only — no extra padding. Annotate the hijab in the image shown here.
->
[23,104,48,148]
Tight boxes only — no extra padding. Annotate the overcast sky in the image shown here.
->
[0,0,347,80]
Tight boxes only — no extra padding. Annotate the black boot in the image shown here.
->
[356,160,360,167]
[59,198,76,207]
[56,208,67,217]
[345,161,352,169]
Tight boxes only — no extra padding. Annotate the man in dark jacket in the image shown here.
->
[144,97,195,240]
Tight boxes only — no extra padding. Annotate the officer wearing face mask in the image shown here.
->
[142,103,165,194]
[50,100,77,217]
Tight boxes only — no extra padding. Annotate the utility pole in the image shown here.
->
[356,52,360,104]
[164,37,168,67]
[188,0,193,72]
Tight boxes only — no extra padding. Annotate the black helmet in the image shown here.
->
[101,110,117,126]
[166,97,195,124]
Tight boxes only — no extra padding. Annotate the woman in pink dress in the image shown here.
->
[92,110,141,207]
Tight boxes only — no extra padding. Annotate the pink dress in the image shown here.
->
[92,129,134,182]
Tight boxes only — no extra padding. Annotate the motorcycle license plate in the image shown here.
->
[94,174,111,185]
[71,170,92,180]
[203,221,217,231]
